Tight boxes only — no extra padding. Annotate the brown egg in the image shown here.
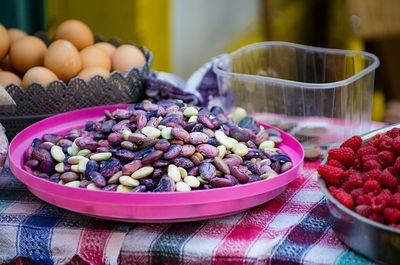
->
[0,24,10,61]
[78,66,109,81]
[80,46,111,71]
[0,71,21,87]
[22,66,58,88]
[7,28,27,44]
[112,44,146,73]
[54,19,94,50]
[0,55,12,71]
[94,42,116,57]
[44,40,82,83]
[9,36,47,73]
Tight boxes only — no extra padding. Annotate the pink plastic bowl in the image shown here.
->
[8,104,304,222]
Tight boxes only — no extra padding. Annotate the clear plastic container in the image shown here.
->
[213,42,380,146]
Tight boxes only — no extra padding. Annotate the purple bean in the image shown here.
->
[173,157,194,169]
[155,139,170,151]
[163,144,182,160]
[99,158,121,177]
[115,149,136,161]
[210,177,234,187]
[223,156,243,167]
[100,120,116,133]
[135,147,155,160]
[89,171,106,187]
[103,184,118,191]
[38,142,53,151]
[75,137,99,151]
[85,120,96,131]
[180,144,196,157]
[25,146,34,160]
[112,109,133,119]
[270,161,281,173]
[25,159,39,169]
[108,132,124,146]
[188,166,199,176]
[131,185,147,192]
[84,160,99,178]
[171,128,190,142]
[196,144,219,158]
[229,165,249,183]
[60,172,79,182]
[270,154,291,163]
[189,132,209,145]
[122,160,142,176]
[229,126,250,142]
[49,173,61,183]
[57,139,73,147]
[224,174,240,185]
[43,133,62,144]
[31,138,41,147]
[32,148,51,161]
[142,150,163,165]
[153,177,175,192]
[153,160,170,168]
[199,162,216,180]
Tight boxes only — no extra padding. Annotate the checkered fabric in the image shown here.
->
[0,162,374,265]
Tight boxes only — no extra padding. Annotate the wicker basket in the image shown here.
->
[0,44,152,140]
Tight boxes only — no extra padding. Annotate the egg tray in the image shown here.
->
[0,44,152,140]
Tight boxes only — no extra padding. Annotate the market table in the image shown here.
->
[0,161,376,265]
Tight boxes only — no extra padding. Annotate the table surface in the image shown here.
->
[0,161,375,265]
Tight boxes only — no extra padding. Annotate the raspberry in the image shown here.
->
[341,169,354,179]
[328,147,355,167]
[352,158,362,171]
[390,224,400,230]
[383,208,400,224]
[361,154,378,164]
[379,140,392,151]
[317,165,344,186]
[356,194,373,206]
[331,188,354,209]
[377,151,396,167]
[362,159,381,172]
[356,146,378,158]
[378,169,397,191]
[387,193,400,209]
[355,205,372,217]
[328,186,337,193]
[363,169,381,181]
[340,135,362,151]
[386,128,400,138]
[350,188,364,200]
[348,172,363,188]
[379,189,393,200]
[369,213,384,223]
[341,180,355,193]
[363,180,381,194]
[328,159,344,169]
[371,196,387,213]
[393,157,400,173]
[392,136,400,153]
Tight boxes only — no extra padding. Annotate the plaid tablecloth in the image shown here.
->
[0,162,374,265]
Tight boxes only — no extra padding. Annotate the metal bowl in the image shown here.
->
[318,123,400,265]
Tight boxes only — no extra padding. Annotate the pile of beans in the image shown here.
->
[23,100,292,192]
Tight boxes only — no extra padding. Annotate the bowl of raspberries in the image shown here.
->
[318,124,400,264]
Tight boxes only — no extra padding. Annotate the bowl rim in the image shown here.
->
[318,122,400,235]
[213,41,380,89]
